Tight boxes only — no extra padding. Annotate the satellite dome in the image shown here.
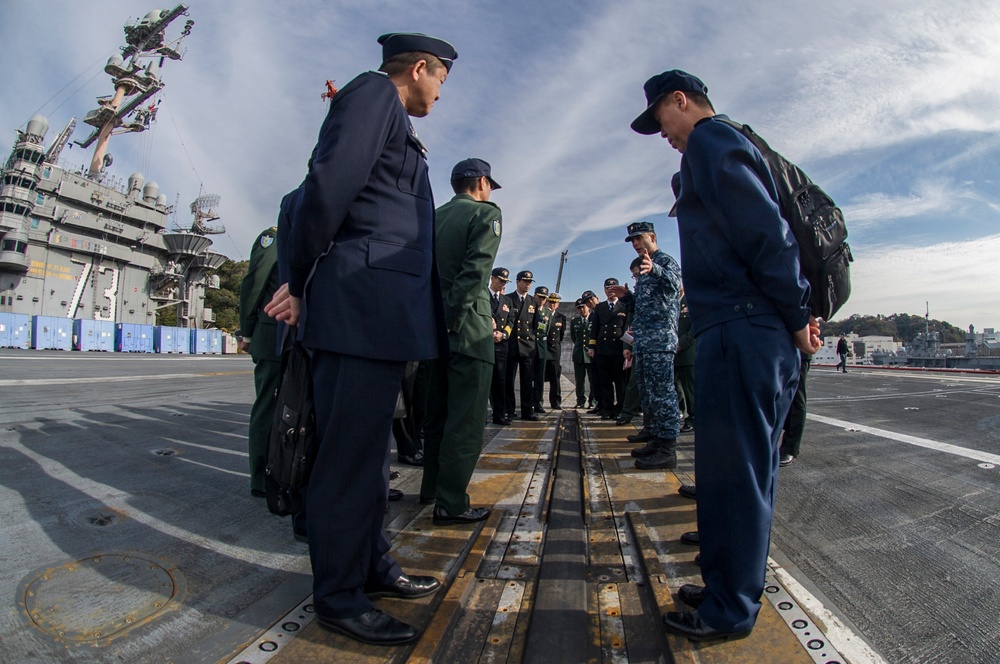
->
[142,181,160,203]
[25,115,49,141]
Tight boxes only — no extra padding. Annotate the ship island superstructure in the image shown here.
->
[0,5,226,330]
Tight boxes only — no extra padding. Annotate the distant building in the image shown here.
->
[815,333,901,366]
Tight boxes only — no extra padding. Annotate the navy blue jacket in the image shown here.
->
[286,71,447,361]
[676,116,811,337]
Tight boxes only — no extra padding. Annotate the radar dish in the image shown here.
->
[188,193,225,235]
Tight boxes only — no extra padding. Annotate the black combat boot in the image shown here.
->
[634,438,677,469]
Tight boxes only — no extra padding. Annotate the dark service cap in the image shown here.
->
[451,157,501,190]
[534,285,549,297]
[625,221,655,241]
[378,32,458,71]
[575,298,586,308]
[604,277,620,287]
[581,290,597,300]
[517,270,534,282]
[630,69,708,135]
[491,266,510,281]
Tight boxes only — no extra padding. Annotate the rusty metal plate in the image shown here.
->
[20,552,183,645]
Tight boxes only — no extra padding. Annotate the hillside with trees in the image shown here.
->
[821,313,966,343]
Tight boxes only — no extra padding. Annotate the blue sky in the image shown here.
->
[1,1,998,332]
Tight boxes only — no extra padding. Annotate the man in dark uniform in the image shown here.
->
[531,285,551,413]
[421,158,502,524]
[543,292,566,409]
[570,298,593,408]
[779,352,811,466]
[588,278,628,418]
[581,290,600,410]
[489,267,513,424]
[675,294,696,432]
[631,69,821,642]
[505,271,540,421]
[238,225,280,498]
[268,33,457,646]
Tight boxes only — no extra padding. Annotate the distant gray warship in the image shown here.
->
[0,4,226,329]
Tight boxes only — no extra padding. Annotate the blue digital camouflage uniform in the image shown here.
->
[622,249,683,440]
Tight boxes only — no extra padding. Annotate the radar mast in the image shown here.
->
[76,5,194,180]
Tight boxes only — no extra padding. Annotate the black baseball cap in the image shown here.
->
[630,70,708,135]
[625,221,655,241]
[451,157,501,189]
[378,33,458,71]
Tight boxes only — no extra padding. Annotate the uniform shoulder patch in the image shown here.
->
[260,235,274,248]
[493,219,501,237]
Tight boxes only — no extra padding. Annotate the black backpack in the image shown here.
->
[264,339,317,516]
[718,119,853,321]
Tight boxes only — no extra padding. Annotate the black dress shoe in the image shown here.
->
[492,418,508,425]
[388,488,404,502]
[586,407,601,414]
[501,417,512,425]
[615,415,633,426]
[432,506,491,524]
[661,610,751,642]
[397,452,424,467]
[627,429,655,443]
[389,470,401,480]
[550,405,562,410]
[677,484,696,499]
[316,609,419,645]
[534,406,546,414]
[779,453,795,467]
[601,413,613,420]
[680,530,699,545]
[677,584,705,608]
[293,529,308,543]
[365,573,441,599]
[694,553,700,566]
[575,402,586,409]
[250,489,266,498]
[520,414,541,422]
[680,423,694,433]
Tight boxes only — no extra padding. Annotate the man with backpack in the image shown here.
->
[631,69,822,642]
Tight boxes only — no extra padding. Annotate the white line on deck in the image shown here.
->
[0,371,250,386]
[807,413,1000,465]
[1,438,305,573]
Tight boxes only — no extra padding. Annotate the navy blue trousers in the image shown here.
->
[307,350,405,618]
[693,316,800,632]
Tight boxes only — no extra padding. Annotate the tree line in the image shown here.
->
[821,313,967,344]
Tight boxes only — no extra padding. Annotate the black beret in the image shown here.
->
[378,33,457,71]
